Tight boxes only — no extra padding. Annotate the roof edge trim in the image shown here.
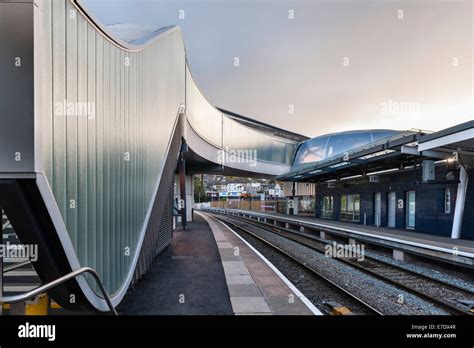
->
[72,0,181,53]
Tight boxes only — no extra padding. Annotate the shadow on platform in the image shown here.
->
[118,214,233,315]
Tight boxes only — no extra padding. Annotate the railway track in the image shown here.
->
[213,215,383,315]
[212,212,474,316]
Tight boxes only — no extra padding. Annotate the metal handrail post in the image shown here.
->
[0,267,117,315]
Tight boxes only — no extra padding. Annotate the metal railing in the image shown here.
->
[0,267,117,315]
[3,260,31,273]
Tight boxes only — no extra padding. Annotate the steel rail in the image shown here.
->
[216,211,473,315]
[222,211,474,297]
[214,215,384,316]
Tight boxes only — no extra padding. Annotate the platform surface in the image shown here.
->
[118,214,233,315]
[119,212,317,315]
[198,212,317,315]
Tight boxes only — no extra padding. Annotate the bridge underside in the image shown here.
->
[184,148,276,179]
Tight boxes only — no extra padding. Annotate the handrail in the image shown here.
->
[0,267,118,315]
[3,260,31,273]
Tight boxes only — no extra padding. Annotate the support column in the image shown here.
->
[0,208,3,315]
[179,138,188,229]
[185,175,193,222]
[451,166,468,239]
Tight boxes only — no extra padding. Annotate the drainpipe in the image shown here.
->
[451,166,468,239]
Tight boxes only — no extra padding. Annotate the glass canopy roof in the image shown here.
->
[293,130,399,167]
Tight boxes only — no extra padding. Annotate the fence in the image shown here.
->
[208,196,316,216]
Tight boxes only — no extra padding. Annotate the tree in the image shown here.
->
[193,175,207,203]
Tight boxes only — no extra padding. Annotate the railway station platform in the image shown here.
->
[118,213,317,315]
[118,214,233,315]
[210,209,474,269]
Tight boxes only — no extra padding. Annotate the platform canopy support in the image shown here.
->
[451,166,468,239]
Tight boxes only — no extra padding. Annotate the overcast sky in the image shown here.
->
[84,0,473,138]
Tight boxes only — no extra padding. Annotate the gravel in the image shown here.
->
[228,218,449,315]
[228,225,378,315]
[364,248,474,293]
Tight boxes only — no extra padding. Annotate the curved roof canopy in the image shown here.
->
[293,129,399,167]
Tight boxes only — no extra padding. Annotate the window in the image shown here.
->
[444,188,451,214]
[294,136,329,164]
[326,133,372,158]
[406,191,416,229]
[340,194,360,222]
[321,196,334,219]
[299,197,315,216]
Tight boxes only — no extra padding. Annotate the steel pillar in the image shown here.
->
[451,166,469,239]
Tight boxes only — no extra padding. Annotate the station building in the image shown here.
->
[279,121,474,240]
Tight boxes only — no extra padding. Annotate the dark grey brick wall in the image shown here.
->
[314,164,473,239]
[461,171,474,239]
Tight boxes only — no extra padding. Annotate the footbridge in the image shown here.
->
[0,0,304,311]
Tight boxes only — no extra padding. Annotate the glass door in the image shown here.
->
[387,192,396,227]
[406,191,416,229]
[340,194,360,222]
